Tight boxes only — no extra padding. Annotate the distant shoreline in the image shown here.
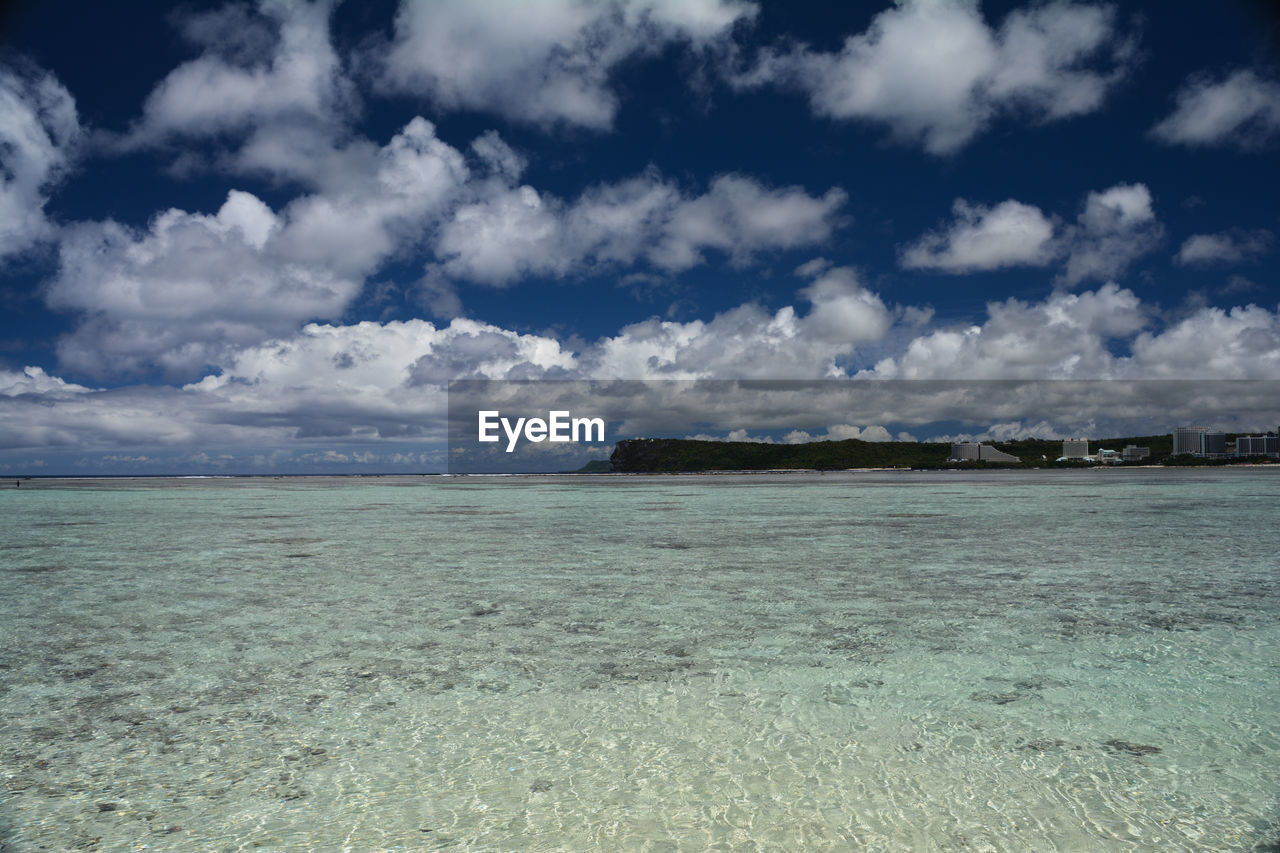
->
[8,464,1280,486]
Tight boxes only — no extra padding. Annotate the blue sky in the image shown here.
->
[1,0,1279,474]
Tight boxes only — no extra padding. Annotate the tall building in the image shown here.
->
[1172,426,1209,456]
[1201,430,1226,457]
[1061,438,1089,459]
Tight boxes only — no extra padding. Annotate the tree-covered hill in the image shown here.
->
[608,434,1184,472]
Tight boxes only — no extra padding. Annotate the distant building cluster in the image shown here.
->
[1173,425,1279,459]
[948,441,1019,463]
[944,426,1277,467]
[1055,438,1149,464]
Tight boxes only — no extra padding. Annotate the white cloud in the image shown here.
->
[275,117,470,277]
[795,264,893,344]
[436,186,566,284]
[683,425,911,443]
[435,172,846,285]
[191,318,575,435]
[865,282,1280,381]
[46,190,357,378]
[782,424,910,443]
[50,105,845,379]
[0,317,574,454]
[48,118,471,379]
[0,64,81,261]
[0,366,93,398]
[5,288,1280,466]
[987,1,1131,117]
[1151,69,1280,148]
[116,0,367,192]
[379,0,756,130]
[1059,183,1162,285]
[182,317,575,444]
[900,199,1057,272]
[584,264,890,378]
[0,382,208,451]
[126,0,352,143]
[470,130,527,181]
[651,176,848,271]
[684,429,776,443]
[864,283,1148,379]
[736,0,1132,154]
[1175,229,1272,265]
[900,183,1161,282]
[1128,305,1280,379]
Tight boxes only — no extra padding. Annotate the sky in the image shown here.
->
[1,0,1279,474]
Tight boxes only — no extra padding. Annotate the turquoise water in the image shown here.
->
[1,469,1277,852]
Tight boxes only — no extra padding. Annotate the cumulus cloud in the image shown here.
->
[1058,183,1163,285]
[900,183,1161,282]
[1151,69,1280,148]
[864,281,1280,381]
[378,0,756,130]
[782,424,912,443]
[116,0,365,190]
[901,199,1057,272]
[0,365,92,398]
[46,190,355,378]
[50,102,846,378]
[126,0,352,142]
[1175,229,1272,265]
[188,318,575,438]
[583,263,890,378]
[735,0,1133,154]
[275,117,469,276]
[681,424,909,442]
[469,130,527,181]
[47,118,470,379]
[0,63,82,261]
[5,289,1280,469]
[863,283,1149,379]
[3,269,897,458]
[1128,305,1280,378]
[0,317,574,456]
[435,172,847,285]
[651,176,849,271]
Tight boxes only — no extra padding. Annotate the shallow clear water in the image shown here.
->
[1,469,1278,852]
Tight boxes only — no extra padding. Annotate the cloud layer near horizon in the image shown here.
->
[2,0,1279,472]
[6,280,1280,472]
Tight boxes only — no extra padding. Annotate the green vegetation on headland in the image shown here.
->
[607,433,1267,473]
[610,437,950,472]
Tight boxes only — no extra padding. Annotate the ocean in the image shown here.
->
[1,469,1277,851]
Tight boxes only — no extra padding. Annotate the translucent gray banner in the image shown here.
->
[446,380,1280,473]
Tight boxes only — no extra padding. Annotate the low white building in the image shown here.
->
[949,442,1019,463]
[1121,445,1150,462]
[1236,433,1279,457]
